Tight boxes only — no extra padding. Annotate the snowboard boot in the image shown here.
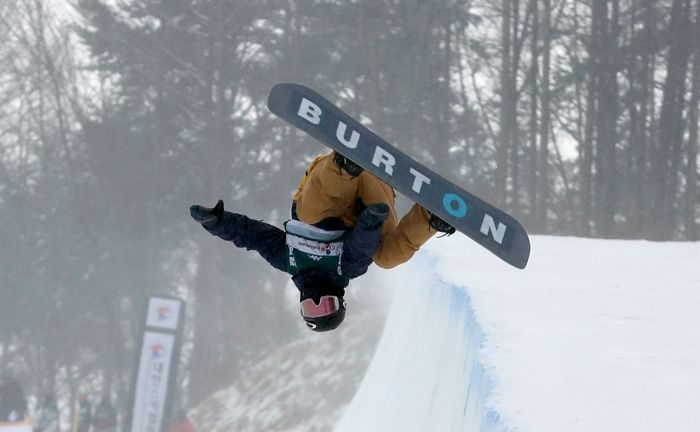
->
[333,151,364,177]
[428,212,456,235]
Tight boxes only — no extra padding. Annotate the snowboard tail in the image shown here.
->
[268,83,530,269]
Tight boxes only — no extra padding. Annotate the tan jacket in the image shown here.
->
[293,153,436,269]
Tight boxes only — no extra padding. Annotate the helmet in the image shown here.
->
[300,295,346,332]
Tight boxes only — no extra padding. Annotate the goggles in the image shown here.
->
[300,295,342,318]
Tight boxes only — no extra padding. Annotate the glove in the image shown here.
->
[358,203,390,229]
[190,199,224,226]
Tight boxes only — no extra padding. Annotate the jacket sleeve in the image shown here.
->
[203,211,288,273]
[355,170,436,269]
[372,204,436,269]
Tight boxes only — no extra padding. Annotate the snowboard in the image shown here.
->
[267,83,531,269]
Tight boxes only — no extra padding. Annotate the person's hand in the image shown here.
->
[190,199,224,226]
[358,203,390,229]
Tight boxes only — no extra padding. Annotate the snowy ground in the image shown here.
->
[337,235,700,432]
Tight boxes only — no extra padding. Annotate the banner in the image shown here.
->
[129,296,185,432]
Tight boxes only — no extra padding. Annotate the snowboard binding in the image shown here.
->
[428,212,456,236]
[333,151,364,177]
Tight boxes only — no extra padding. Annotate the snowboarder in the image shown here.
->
[190,151,454,332]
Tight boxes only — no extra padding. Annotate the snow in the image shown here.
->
[0,424,32,432]
[192,295,388,432]
[336,235,700,432]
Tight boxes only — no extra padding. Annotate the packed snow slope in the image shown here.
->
[336,235,700,432]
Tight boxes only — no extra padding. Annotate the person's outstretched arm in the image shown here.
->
[191,200,287,273]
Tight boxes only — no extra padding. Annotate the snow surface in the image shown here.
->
[336,235,700,432]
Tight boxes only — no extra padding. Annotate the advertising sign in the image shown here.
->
[129,296,184,432]
[145,297,182,331]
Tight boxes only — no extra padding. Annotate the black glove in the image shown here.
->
[190,199,224,226]
[358,203,390,230]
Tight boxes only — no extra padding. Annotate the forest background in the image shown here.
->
[0,0,698,425]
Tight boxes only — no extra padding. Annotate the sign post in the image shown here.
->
[128,296,185,432]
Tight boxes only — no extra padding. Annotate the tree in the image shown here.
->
[684,0,700,240]
[652,0,693,239]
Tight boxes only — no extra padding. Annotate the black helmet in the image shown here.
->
[300,295,346,332]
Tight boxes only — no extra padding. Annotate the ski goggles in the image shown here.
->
[300,295,342,318]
